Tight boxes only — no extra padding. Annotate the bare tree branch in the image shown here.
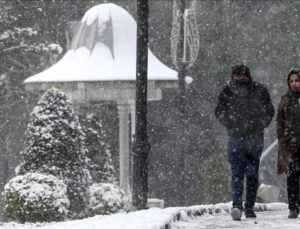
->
[7,57,29,70]
[16,0,28,9]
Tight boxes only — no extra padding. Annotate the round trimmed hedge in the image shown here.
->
[2,172,69,223]
[88,183,130,216]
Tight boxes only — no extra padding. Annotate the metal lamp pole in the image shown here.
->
[178,0,186,117]
[177,0,186,206]
[132,0,150,209]
[172,0,199,206]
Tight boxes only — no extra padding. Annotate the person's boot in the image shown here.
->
[245,208,256,218]
[288,209,299,219]
[231,207,242,221]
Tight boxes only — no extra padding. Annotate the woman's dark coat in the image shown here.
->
[276,94,292,174]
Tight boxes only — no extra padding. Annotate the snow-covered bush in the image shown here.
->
[82,113,117,184]
[2,173,69,223]
[202,152,231,204]
[88,183,130,216]
[17,88,91,219]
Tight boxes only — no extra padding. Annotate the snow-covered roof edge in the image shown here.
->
[25,3,179,84]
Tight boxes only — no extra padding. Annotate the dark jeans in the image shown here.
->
[287,154,300,211]
[227,136,264,209]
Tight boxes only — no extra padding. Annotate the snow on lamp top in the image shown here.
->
[25,3,178,83]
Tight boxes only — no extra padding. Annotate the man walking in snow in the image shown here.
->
[215,64,274,220]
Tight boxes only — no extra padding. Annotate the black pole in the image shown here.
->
[132,0,150,209]
[178,0,186,114]
[177,0,186,206]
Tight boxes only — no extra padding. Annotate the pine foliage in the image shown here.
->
[202,152,231,204]
[18,88,91,219]
[82,113,116,184]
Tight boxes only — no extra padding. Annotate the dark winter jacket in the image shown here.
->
[215,79,275,139]
[276,91,300,174]
[276,94,291,174]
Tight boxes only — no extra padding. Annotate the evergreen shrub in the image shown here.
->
[82,113,116,184]
[2,172,69,223]
[17,88,91,219]
[88,183,130,216]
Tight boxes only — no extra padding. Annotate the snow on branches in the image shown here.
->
[17,88,91,219]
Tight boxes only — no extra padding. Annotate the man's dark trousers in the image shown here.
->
[227,136,264,209]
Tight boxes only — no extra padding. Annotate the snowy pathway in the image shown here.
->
[0,203,290,229]
[171,210,299,229]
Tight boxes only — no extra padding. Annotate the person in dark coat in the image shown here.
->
[215,64,274,220]
[276,69,300,218]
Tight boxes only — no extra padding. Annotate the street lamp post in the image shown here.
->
[132,0,150,209]
[177,0,187,207]
[178,0,186,117]
[171,0,199,207]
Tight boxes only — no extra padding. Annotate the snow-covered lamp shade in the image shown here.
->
[24,3,178,83]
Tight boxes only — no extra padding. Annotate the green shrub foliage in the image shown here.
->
[202,152,231,204]
[17,88,91,219]
[88,183,130,216]
[2,173,69,223]
[82,113,116,184]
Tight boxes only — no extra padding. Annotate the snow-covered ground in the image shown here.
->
[171,210,298,229]
[0,202,289,229]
